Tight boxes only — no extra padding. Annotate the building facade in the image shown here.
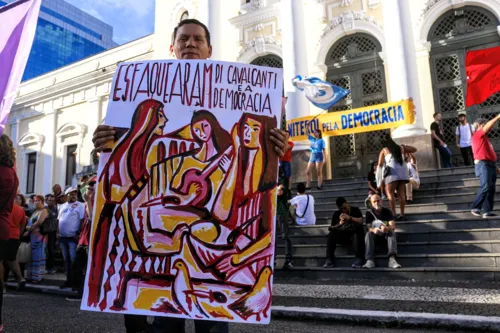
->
[6,0,500,195]
[0,0,115,81]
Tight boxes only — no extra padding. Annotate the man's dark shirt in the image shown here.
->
[430,121,445,147]
[331,206,362,227]
[366,207,394,227]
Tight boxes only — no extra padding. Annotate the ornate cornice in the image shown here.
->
[230,4,280,28]
[319,11,383,40]
[238,36,282,59]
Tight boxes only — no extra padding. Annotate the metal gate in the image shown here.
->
[326,33,388,178]
[429,6,500,166]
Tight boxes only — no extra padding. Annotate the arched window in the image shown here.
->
[250,55,283,68]
[428,6,500,166]
[180,11,189,22]
[325,33,387,179]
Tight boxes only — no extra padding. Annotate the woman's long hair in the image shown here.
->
[190,110,231,155]
[100,99,165,200]
[238,113,278,192]
[385,133,403,165]
[0,134,15,168]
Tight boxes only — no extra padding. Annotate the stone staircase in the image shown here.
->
[274,166,500,282]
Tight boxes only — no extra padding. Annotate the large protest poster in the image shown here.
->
[82,60,283,324]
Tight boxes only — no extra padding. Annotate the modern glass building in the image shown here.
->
[0,0,115,81]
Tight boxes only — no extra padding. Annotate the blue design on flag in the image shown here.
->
[292,75,350,110]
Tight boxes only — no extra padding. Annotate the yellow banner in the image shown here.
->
[287,99,415,141]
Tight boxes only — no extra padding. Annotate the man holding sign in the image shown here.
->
[91,19,290,333]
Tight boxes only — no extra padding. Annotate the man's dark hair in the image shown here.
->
[172,19,211,46]
[297,182,306,194]
[46,194,55,199]
[433,112,441,118]
[336,197,347,209]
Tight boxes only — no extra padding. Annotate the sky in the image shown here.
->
[64,0,156,45]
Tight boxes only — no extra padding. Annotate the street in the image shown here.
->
[3,292,475,333]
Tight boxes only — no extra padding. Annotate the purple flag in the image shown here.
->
[0,0,41,135]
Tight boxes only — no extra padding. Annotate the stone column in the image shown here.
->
[281,0,310,147]
[381,0,426,138]
[281,0,314,182]
[197,0,223,60]
[42,110,57,194]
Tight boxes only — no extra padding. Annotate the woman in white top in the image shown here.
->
[405,152,420,203]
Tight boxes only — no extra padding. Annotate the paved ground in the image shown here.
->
[2,292,474,333]
[11,274,500,317]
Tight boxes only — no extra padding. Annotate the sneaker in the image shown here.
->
[66,295,83,302]
[351,258,364,268]
[483,212,497,218]
[46,269,57,274]
[396,215,408,221]
[389,257,402,269]
[323,259,334,268]
[17,279,26,291]
[362,260,376,269]
[317,186,322,190]
[282,261,294,269]
[471,210,481,217]
[381,194,387,200]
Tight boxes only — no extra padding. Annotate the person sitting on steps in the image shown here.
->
[323,197,365,269]
[363,194,401,269]
[289,182,316,226]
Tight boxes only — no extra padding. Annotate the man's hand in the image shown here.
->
[440,141,446,147]
[92,125,115,152]
[269,128,290,157]
[380,225,389,233]
[497,167,500,176]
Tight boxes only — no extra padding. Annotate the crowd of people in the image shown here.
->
[2,178,95,298]
[276,113,500,271]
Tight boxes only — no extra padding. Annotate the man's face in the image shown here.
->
[434,113,442,121]
[68,191,78,203]
[370,195,382,211]
[170,24,212,60]
[459,115,466,124]
[341,202,350,213]
[53,185,61,194]
[47,197,56,207]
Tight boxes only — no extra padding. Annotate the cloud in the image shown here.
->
[64,0,155,44]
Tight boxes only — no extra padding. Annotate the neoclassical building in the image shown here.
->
[6,0,500,195]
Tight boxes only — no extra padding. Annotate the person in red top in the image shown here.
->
[279,140,294,187]
[0,134,19,333]
[3,202,26,292]
[471,116,500,218]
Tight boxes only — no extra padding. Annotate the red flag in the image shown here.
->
[466,45,500,107]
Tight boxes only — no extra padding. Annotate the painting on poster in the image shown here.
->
[81,60,283,324]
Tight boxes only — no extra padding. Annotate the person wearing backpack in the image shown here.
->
[455,111,475,166]
[289,182,316,226]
